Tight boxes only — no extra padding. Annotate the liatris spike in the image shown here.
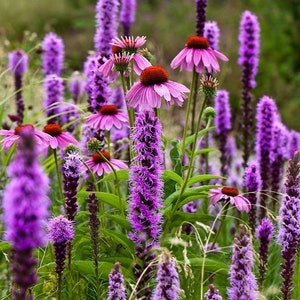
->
[120,0,136,36]
[204,21,220,50]
[204,284,223,300]
[68,71,85,103]
[94,0,119,56]
[61,100,81,134]
[278,152,300,300]
[62,147,81,221]
[238,11,260,167]
[128,110,164,298]
[152,251,180,300]
[195,0,207,36]
[107,262,127,300]
[8,49,28,124]
[255,96,278,219]
[41,32,64,76]
[43,74,64,124]
[2,127,50,299]
[256,218,274,289]
[227,225,258,300]
[288,130,300,159]
[214,90,232,181]
[243,161,261,235]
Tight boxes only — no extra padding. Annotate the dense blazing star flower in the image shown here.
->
[107,262,127,300]
[209,186,251,212]
[204,284,223,300]
[0,124,51,150]
[99,52,135,80]
[204,21,220,51]
[85,105,129,131]
[84,151,127,176]
[120,0,136,36]
[110,36,151,75]
[8,49,28,75]
[43,123,80,149]
[60,100,81,134]
[68,71,85,102]
[41,32,64,76]
[195,0,207,36]
[170,36,228,73]
[126,66,189,109]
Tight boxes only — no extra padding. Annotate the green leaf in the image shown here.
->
[100,169,129,182]
[0,241,11,252]
[185,126,215,147]
[170,212,215,226]
[187,174,223,187]
[101,228,135,252]
[163,169,183,186]
[188,257,228,275]
[107,215,131,230]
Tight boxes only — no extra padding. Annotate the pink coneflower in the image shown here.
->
[170,36,228,73]
[85,105,129,131]
[99,52,134,80]
[126,65,190,109]
[110,36,151,75]
[43,124,80,149]
[85,151,127,176]
[209,186,251,212]
[0,124,51,150]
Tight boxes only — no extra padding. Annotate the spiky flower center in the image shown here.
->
[221,187,239,197]
[186,36,209,49]
[112,45,122,54]
[92,151,111,163]
[140,66,169,86]
[14,124,34,135]
[100,105,118,115]
[43,124,63,136]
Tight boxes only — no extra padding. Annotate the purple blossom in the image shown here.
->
[43,74,64,124]
[68,71,85,102]
[204,21,220,50]
[2,128,50,299]
[243,161,261,234]
[205,284,223,300]
[128,110,164,298]
[227,225,258,300]
[255,96,278,219]
[120,0,136,36]
[288,130,300,159]
[108,262,127,300]
[278,152,300,300]
[111,87,126,110]
[152,252,180,300]
[94,0,119,56]
[61,100,81,133]
[195,0,207,36]
[41,32,64,76]
[256,218,273,288]
[8,49,28,76]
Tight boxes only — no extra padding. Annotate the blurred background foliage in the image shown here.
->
[1,0,300,130]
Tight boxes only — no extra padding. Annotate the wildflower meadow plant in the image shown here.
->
[1,1,300,300]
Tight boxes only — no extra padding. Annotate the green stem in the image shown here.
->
[294,244,300,299]
[53,149,64,207]
[190,72,200,135]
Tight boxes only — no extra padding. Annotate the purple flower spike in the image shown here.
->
[43,74,64,124]
[128,110,164,298]
[152,252,180,300]
[120,0,136,36]
[42,32,64,76]
[108,262,127,300]
[2,128,50,299]
[94,0,119,56]
[227,225,258,300]
[195,0,207,36]
[243,161,261,234]
[204,21,220,50]
[255,96,278,219]
[68,71,85,103]
[278,152,300,300]
[288,130,300,159]
[256,218,273,288]
[205,284,223,300]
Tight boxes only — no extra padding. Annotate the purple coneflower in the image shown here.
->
[204,21,220,50]
[152,251,180,300]
[126,65,189,109]
[41,32,64,76]
[227,225,258,300]
[110,36,151,75]
[204,284,223,300]
[43,123,80,149]
[170,36,228,73]
[107,262,127,300]
[209,186,251,212]
[85,104,129,131]
[84,151,127,176]
[0,124,51,150]
[120,0,136,36]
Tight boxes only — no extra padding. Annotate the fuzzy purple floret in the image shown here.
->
[41,32,64,76]
[94,0,119,56]
[68,72,85,102]
[288,130,300,160]
[195,0,207,36]
[120,0,136,36]
[227,225,258,300]
[205,284,223,300]
[108,262,127,300]
[8,49,28,76]
[152,253,180,300]
[204,21,220,50]
[61,100,81,133]
[48,215,74,244]
[238,10,260,90]
[43,74,64,124]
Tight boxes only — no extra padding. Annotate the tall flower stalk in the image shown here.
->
[120,0,136,36]
[107,262,127,300]
[2,128,50,299]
